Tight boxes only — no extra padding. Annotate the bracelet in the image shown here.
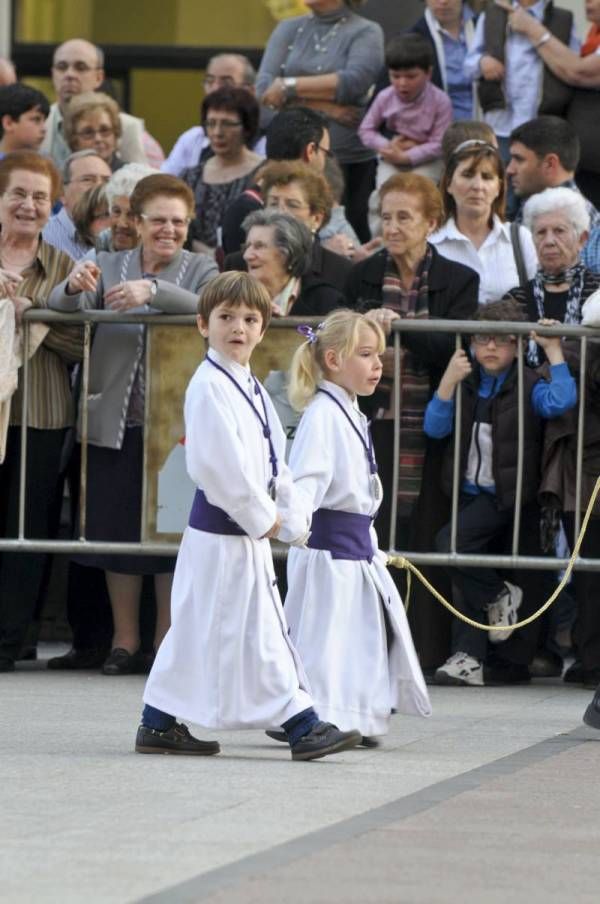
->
[535,31,551,49]
[282,77,298,100]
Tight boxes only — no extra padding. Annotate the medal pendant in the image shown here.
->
[269,479,277,501]
[371,474,383,504]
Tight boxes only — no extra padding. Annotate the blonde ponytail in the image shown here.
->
[288,309,385,411]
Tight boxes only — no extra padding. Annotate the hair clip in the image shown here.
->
[297,324,318,344]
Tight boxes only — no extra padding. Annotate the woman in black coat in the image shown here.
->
[345,172,479,670]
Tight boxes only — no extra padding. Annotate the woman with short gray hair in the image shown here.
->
[239,209,344,315]
[507,186,600,367]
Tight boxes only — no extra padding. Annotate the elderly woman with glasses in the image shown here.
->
[431,139,538,305]
[233,208,345,316]
[182,87,263,254]
[63,91,125,172]
[48,174,218,676]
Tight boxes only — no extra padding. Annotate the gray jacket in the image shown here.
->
[49,247,218,449]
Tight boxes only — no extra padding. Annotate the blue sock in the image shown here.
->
[282,707,320,746]
[142,704,176,731]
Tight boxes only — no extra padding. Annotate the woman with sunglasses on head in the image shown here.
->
[49,174,218,676]
[182,87,263,255]
[430,139,538,305]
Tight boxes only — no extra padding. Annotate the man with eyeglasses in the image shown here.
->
[162,53,265,177]
[41,39,149,169]
[42,149,111,259]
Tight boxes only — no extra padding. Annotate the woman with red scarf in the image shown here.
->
[499,0,600,206]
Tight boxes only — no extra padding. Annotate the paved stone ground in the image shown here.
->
[3,643,599,904]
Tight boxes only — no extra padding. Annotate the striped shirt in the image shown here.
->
[8,240,83,429]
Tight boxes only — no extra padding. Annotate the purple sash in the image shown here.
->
[188,490,246,536]
[307,508,373,562]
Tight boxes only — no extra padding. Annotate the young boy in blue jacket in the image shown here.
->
[423,298,577,686]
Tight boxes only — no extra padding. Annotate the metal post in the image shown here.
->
[511,336,524,555]
[388,329,401,552]
[574,336,587,540]
[450,332,462,554]
[141,328,151,542]
[17,319,30,540]
[78,322,91,541]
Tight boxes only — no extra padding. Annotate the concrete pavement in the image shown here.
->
[3,643,599,904]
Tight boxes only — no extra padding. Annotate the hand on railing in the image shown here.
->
[66,261,100,295]
[437,349,472,401]
[104,279,155,312]
[365,306,398,337]
[10,295,33,332]
[530,318,565,365]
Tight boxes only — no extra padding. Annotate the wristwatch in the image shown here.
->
[149,279,158,299]
[282,77,298,100]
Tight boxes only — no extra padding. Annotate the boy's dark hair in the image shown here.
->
[509,115,580,172]
[265,107,327,160]
[0,83,50,138]
[474,298,527,324]
[197,271,272,331]
[385,34,434,72]
[442,120,497,163]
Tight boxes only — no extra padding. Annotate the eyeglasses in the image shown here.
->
[66,174,111,187]
[5,188,50,204]
[318,144,333,158]
[53,61,100,73]
[242,239,274,252]
[203,75,242,90]
[110,206,135,221]
[139,214,191,229]
[267,198,309,213]
[76,126,115,140]
[472,334,516,347]
[205,118,243,131]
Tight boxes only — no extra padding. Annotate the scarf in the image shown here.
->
[380,246,433,503]
[581,24,600,57]
[527,261,586,367]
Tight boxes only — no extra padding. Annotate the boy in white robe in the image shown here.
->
[136,272,362,761]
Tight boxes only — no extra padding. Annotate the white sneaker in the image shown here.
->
[487,581,523,643]
[434,652,484,686]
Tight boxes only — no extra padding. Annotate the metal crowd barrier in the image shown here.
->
[2,309,599,573]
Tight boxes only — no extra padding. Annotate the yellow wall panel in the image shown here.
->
[130,69,206,156]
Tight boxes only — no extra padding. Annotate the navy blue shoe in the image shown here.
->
[583,687,600,730]
[290,721,361,761]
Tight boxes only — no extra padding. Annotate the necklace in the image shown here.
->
[206,355,279,497]
[317,387,383,504]
[281,13,348,75]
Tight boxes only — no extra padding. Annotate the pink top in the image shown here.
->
[358,81,453,166]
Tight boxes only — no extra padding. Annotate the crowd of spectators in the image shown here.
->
[1,0,600,689]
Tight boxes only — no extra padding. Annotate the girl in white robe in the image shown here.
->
[283,310,431,743]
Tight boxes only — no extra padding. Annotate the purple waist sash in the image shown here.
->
[188,490,246,536]
[307,508,373,562]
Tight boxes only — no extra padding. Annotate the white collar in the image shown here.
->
[319,378,362,415]
[431,215,511,245]
[207,347,252,385]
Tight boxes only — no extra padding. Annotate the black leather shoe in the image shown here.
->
[290,721,361,761]
[135,722,220,756]
[583,669,600,690]
[529,651,563,678]
[484,657,530,685]
[102,648,140,676]
[18,645,38,661]
[359,736,381,748]
[48,648,108,670]
[564,660,584,684]
[265,729,288,743]
[583,687,600,729]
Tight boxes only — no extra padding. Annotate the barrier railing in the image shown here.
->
[2,309,599,573]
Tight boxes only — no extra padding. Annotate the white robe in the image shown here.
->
[284,381,432,737]
[143,349,313,729]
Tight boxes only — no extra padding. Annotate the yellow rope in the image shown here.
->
[388,476,600,633]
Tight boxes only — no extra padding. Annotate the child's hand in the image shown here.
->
[437,349,472,400]
[260,514,281,540]
[380,145,411,166]
[531,318,564,364]
[480,54,505,81]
